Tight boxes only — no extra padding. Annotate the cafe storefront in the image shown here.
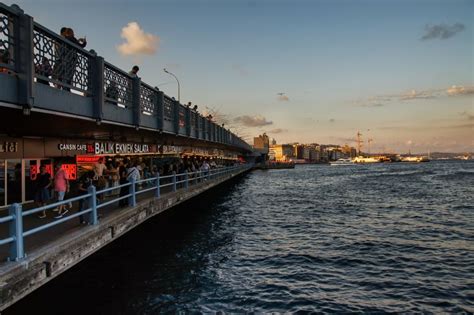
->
[0,136,240,208]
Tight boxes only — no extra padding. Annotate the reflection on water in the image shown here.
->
[6,160,474,313]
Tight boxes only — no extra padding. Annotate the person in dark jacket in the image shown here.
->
[35,165,52,219]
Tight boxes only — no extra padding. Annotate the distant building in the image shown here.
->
[270,144,295,161]
[294,144,304,159]
[253,133,270,163]
[253,133,269,151]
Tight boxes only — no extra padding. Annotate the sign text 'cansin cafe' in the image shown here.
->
[57,142,151,154]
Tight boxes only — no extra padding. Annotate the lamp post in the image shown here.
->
[163,68,180,102]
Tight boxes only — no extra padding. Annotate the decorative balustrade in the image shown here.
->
[178,104,186,128]
[140,82,156,114]
[0,4,15,70]
[0,3,253,152]
[104,62,133,107]
[163,95,174,121]
[33,23,93,94]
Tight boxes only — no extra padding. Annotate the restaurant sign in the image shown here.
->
[92,142,150,155]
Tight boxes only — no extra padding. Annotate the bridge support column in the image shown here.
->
[185,106,191,136]
[91,54,104,122]
[173,100,180,134]
[156,90,164,131]
[132,77,141,129]
[15,10,34,113]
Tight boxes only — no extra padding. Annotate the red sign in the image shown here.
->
[77,155,101,164]
[61,164,77,180]
[30,163,53,180]
[86,144,94,154]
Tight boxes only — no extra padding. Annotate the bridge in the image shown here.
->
[0,3,255,310]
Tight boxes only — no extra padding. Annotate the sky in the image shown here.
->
[6,0,473,153]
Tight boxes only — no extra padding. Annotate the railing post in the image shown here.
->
[156,90,164,131]
[91,53,104,122]
[9,203,24,261]
[155,173,160,198]
[184,171,189,189]
[15,9,34,113]
[132,77,141,129]
[88,185,98,225]
[172,171,177,192]
[129,178,136,206]
[185,106,191,136]
[173,101,180,134]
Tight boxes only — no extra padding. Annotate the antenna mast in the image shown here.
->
[356,131,363,156]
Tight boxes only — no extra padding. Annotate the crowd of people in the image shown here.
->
[33,156,238,223]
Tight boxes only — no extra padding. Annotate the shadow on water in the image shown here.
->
[4,173,251,315]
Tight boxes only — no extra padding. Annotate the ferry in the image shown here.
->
[400,156,430,163]
[330,158,354,166]
[352,156,381,163]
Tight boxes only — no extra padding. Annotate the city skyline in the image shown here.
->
[7,0,473,153]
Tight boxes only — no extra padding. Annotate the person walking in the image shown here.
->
[77,171,93,224]
[119,159,129,207]
[53,163,70,219]
[93,157,107,200]
[35,165,52,219]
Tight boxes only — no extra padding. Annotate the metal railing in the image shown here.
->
[0,164,251,262]
[0,3,253,152]
[104,62,133,108]
[0,3,16,71]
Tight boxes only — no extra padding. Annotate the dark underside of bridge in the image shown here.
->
[0,105,237,151]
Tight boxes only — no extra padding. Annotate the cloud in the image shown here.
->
[421,23,465,40]
[437,123,473,130]
[277,94,289,101]
[117,22,159,56]
[447,85,474,96]
[356,84,473,107]
[234,115,273,127]
[268,128,288,134]
[460,111,474,121]
[399,89,433,100]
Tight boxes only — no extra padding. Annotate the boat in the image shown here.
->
[352,156,381,163]
[330,158,354,166]
[400,156,430,163]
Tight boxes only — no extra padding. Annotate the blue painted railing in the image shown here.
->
[0,164,251,262]
[0,3,252,152]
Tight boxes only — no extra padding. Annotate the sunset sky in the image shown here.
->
[8,0,473,153]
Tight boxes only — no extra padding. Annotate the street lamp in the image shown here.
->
[163,68,180,102]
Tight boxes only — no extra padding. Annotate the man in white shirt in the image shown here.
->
[94,157,107,179]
